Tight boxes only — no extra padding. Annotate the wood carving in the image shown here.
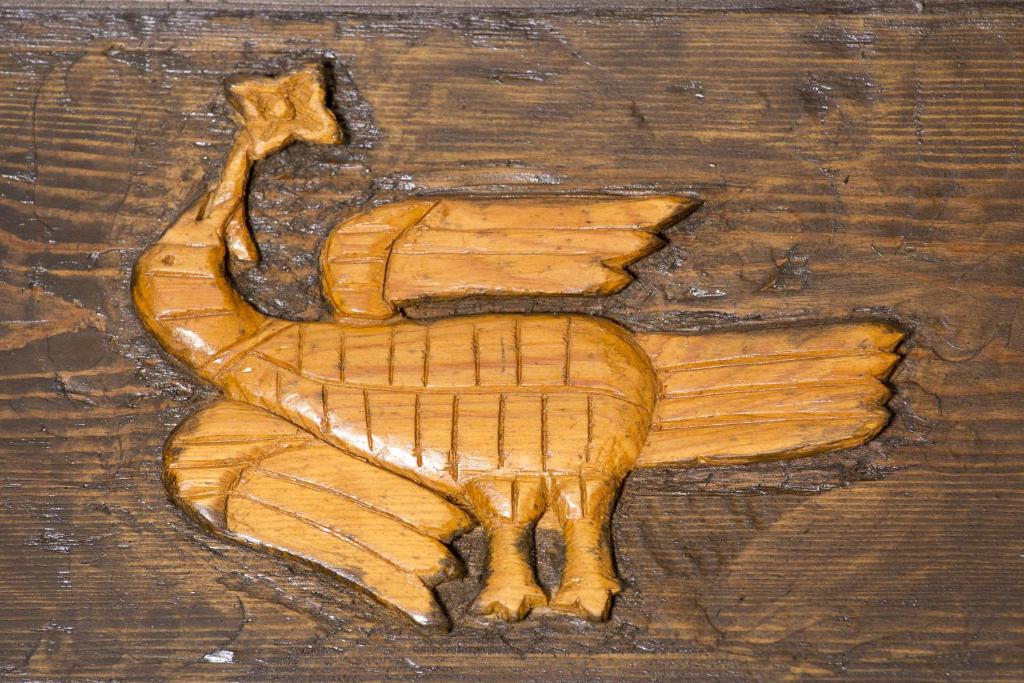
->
[133,65,904,629]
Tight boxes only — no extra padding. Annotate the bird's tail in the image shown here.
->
[634,322,904,468]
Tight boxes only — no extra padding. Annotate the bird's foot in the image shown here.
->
[471,579,547,622]
[549,578,620,621]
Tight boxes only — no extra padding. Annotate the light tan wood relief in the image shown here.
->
[134,66,903,629]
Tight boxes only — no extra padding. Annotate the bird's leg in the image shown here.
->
[466,476,548,621]
[549,473,622,621]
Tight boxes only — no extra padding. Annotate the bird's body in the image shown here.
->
[134,65,904,628]
[208,314,653,497]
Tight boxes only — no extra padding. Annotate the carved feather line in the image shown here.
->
[655,350,900,374]
[250,465,443,539]
[230,492,420,577]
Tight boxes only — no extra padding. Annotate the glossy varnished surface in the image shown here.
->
[2,4,1024,681]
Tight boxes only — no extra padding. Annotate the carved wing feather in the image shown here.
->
[164,400,473,628]
[320,196,698,319]
[636,322,904,468]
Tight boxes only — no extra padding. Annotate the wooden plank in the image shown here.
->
[1,5,1023,681]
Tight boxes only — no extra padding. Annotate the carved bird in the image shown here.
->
[134,66,903,628]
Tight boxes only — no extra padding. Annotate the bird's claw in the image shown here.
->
[549,581,619,621]
[471,581,547,622]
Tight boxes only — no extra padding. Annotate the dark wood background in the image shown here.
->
[2,2,1023,680]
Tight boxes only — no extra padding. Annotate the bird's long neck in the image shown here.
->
[132,136,268,376]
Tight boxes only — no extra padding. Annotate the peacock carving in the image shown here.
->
[133,65,903,628]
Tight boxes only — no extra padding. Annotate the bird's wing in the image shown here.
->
[164,399,473,628]
[320,196,698,319]
[635,322,904,468]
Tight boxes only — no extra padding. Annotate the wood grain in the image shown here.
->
[2,4,1024,681]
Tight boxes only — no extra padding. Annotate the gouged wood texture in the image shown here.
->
[2,6,1024,681]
